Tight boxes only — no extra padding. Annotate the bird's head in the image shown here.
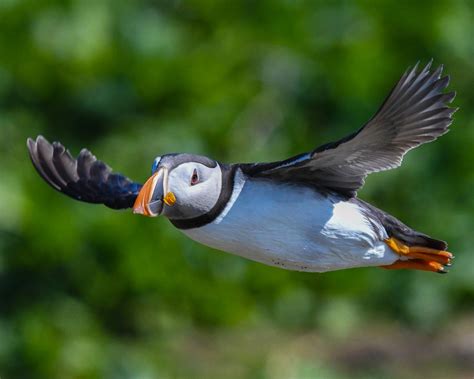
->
[133,154,223,220]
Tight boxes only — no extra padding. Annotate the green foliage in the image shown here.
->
[1,0,473,378]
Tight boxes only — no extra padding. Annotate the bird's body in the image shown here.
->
[27,61,457,274]
[182,170,396,272]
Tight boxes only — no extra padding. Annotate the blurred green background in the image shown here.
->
[1,0,473,378]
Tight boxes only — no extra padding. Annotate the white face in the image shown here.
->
[162,162,222,219]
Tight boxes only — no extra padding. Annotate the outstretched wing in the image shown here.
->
[242,61,457,197]
[27,136,142,209]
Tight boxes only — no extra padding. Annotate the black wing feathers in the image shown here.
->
[27,136,142,209]
[243,62,457,197]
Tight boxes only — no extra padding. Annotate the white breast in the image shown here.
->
[181,169,398,272]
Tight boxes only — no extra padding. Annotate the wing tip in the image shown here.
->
[26,135,142,209]
[26,135,64,191]
[26,135,45,150]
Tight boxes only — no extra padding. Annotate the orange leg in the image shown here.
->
[381,237,453,273]
[381,259,446,273]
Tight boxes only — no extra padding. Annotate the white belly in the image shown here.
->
[181,171,398,272]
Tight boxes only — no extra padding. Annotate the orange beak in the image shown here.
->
[133,168,176,217]
[133,171,160,217]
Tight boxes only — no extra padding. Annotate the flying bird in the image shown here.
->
[27,62,456,273]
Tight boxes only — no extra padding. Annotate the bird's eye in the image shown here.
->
[190,169,199,186]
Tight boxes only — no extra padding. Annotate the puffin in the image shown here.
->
[27,62,456,274]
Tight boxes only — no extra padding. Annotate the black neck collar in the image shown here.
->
[169,164,238,230]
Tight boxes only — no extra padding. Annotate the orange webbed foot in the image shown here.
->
[381,237,453,273]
